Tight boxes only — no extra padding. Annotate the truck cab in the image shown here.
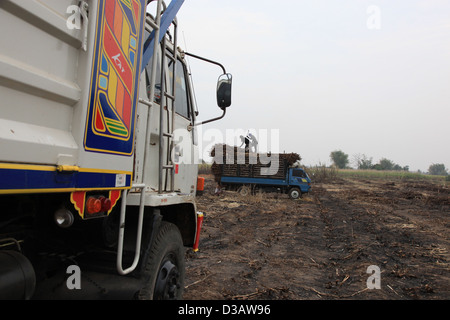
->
[287,168,311,199]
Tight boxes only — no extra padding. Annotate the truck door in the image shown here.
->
[291,168,306,183]
[290,168,311,193]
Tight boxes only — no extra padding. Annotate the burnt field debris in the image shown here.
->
[184,174,449,300]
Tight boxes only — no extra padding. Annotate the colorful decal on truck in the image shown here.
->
[84,0,146,155]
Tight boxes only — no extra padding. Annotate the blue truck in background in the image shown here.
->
[210,145,310,199]
[220,167,311,199]
[215,161,311,199]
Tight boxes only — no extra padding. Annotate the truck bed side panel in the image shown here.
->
[0,0,146,193]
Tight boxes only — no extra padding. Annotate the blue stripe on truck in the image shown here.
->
[0,165,131,194]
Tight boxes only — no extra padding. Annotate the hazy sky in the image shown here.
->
[174,0,450,172]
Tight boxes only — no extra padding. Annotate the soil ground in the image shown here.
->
[184,174,449,300]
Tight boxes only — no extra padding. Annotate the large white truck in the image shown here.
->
[0,0,232,299]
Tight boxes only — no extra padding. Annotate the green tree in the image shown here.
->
[377,158,395,170]
[372,158,408,171]
[330,150,349,169]
[428,163,448,176]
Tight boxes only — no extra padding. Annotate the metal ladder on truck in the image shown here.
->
[159,7,179,194]
[117,0,185,276]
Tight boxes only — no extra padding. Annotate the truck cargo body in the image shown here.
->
[0,0,141,192]
[0,0,232,299]
[220,164,311,199]
[211,154,311,198]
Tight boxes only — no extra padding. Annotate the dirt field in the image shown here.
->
[184,174,449,300]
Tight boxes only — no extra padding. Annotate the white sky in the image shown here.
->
[174,0,450,172]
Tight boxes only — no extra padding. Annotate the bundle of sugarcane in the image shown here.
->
[209,144,301,182]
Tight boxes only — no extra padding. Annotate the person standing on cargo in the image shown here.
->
[248,132,258,153]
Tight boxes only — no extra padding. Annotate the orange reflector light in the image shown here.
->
[86,197,101,214]
[193,212,204,252]
[197,177,205,191]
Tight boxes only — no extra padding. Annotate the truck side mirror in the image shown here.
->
[217,73,232,109]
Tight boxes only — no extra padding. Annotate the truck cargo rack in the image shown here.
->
[159,15,178,194]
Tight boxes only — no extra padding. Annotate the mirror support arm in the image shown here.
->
[193,108,226,127]
[183,52,227,74]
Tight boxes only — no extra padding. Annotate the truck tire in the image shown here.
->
[137,221,185,300]
[237,185,251,196]
[288,187,301,200]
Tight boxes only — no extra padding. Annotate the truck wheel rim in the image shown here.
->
[291,190,300,199]
[154,256,180,300]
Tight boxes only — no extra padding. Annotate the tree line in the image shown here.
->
[329,150,448,176]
